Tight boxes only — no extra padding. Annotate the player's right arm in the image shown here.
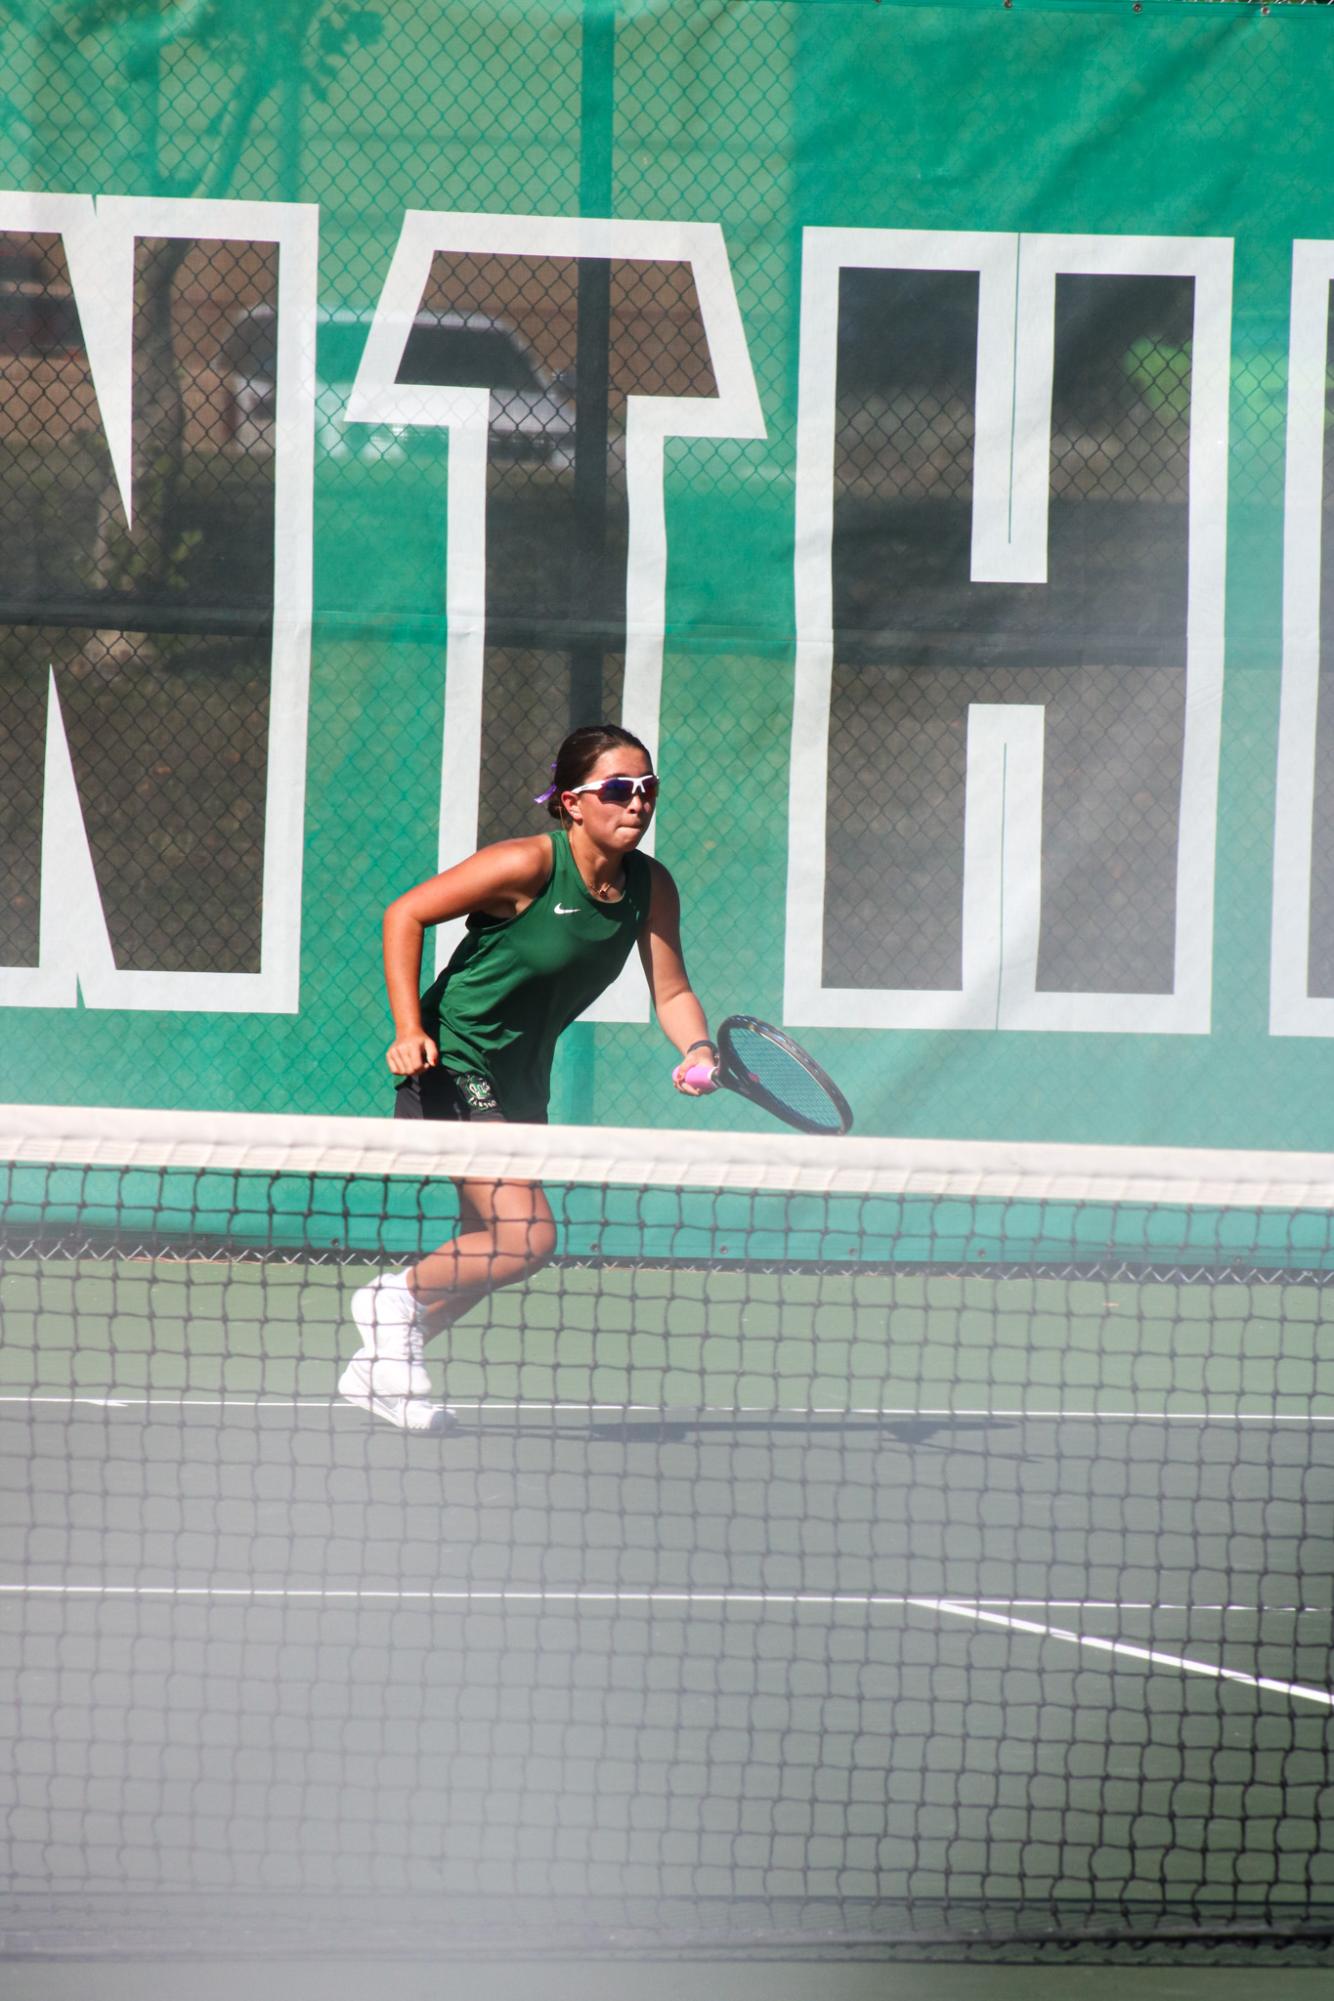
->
[383,837,553,1075]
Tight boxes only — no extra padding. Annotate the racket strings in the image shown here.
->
[726,1027,846,1132]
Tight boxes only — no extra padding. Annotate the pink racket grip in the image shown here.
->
[679,1060,719,1092]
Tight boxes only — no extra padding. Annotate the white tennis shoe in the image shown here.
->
[336,1353,457,1434]
[338,1278,457,1434]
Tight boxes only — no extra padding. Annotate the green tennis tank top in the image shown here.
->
[419,830,651,1122]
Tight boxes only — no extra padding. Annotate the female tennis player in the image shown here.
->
[339,723,718,1432]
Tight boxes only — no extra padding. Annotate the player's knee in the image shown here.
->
[525,1216,557,1267]
[492,1213,556,1270]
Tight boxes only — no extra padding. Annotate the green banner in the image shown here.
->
[2,0,1333,1147]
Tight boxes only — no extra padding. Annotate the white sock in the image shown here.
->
[383,1271,425,1323]
[352,1271,421,1350]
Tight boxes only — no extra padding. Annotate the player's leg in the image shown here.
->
[410,1174,556,1328]
[338,1071,508,1431]
[339,1076,553,1432]
[339,1177,554,1431]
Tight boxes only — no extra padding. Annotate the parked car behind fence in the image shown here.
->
[223,305,576,481]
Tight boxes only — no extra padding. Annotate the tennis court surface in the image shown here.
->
[2,1105,1334,1963]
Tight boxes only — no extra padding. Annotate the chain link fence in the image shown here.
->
[826,267,1193,997]
[0,0,1327,1137]
[0,0,797,1114]
[0,228,275,977]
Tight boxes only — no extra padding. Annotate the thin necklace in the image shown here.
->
[569,831,623,901]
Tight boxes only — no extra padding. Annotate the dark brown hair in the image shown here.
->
[538,724,653,821]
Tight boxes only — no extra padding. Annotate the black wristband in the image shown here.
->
[685,1039,716,1056]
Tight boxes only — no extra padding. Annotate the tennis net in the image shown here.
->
[2,1103,1334,1961]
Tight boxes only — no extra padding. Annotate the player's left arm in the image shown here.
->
[637,858,718,1096]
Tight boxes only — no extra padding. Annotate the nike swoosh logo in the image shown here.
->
[554,904,580,915]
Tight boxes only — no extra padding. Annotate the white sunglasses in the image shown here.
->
[566,774,661,804]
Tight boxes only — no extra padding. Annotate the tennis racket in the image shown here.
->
[683,1015,853,1136]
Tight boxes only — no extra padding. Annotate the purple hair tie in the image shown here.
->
[533,758,559,806]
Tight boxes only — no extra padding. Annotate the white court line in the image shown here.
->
[0,1584,1321,1615]
[910,1596,1334,1710]
[1,1581,1329,1708]
[0,1584,1321,1613]
[3,1394,1334,1423]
